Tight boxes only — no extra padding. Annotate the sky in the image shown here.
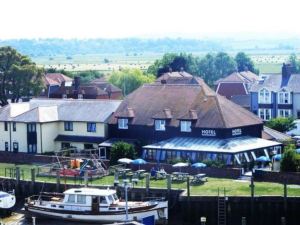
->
[1,0,300,39]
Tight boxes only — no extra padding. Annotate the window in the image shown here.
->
[13,142,18,153]
[28,144,37,153]
[180,121,192,132]
[64,121,73,131]
[4,122,8,131]
[297,111,300,119]
[61,142,71,149]
[155,120,166,131]
[278,92,290,104]
[67,194,76,203]
[118,118,128,129]
[78,94,83,99]
[87,122,96,132]
[5,142,8,151]
[258,108,272,121]
[77,195,86,204]
[62,94,67,99]
[278,109,291,118]
[100,196,107,204]
[27,123,36,132]
[12,122,16,132]
[258,88,271,104]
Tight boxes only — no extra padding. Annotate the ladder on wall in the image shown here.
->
[218,188,227,225]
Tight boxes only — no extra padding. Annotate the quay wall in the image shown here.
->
[253,169,300,185]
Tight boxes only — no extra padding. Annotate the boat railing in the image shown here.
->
[143,196,166,202]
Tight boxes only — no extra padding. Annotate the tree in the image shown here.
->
[266,117,296,133]
[0,46,43,106]
[110,142,137,165]
[214,52,237,78]
[197,53,216,86]
[281,144,299,172]
[147,53,199,77]
[288,53,300,73]
[235,52,259,74]
[109,68,155,95]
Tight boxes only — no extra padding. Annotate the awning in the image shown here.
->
[54,135,105,143]
[99,138,137,148]
[143,136,281,154]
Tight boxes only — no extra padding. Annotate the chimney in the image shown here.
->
[74,76,81,91]
[281,63,292,87]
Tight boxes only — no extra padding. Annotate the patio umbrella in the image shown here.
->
[256,156,271,162]
[273,154,282,161]
[191,162,207,168]
[172,162,189,172]
[118,158,133,164]
[131,158,147,170]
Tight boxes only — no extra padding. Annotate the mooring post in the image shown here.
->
[187,176,190,198]
[145,173,150,194]
[242,217,247,225]
[56,170,61,192]
[283,181,287,216]
[15,167,20,195]
[84,170,89,187]
[250,177,255,198]
[200,217,206,225]
[166,174,171,194]
[281,217,286,225]
[30,168,35,194]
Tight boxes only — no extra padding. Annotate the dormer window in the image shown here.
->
[278,92,290,104]
[118,118,128,129]
[180,121,191,132]
[155,120,166,131]
[258,88,271,104]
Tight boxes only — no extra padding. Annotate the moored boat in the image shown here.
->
[0,190,16,217]
[24,187,168,223]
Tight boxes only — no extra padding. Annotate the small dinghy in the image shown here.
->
[0,191,16,217]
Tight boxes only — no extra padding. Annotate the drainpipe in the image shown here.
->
[9,122,12,152]
[40,123,43,154]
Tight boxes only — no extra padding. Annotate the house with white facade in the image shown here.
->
[250,63,300,121]
[0,99,121,154]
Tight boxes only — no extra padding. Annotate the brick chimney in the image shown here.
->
[281,63,293,87]
[74,76,81,91]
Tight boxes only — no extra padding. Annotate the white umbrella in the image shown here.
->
[118,158,133,164]
[172,162,189,172]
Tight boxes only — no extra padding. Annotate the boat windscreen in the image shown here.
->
[0,194,9,198]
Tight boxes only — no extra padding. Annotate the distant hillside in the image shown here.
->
[0,38,299,57]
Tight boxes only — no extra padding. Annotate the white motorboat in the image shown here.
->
[0,191,16,217]
[25,188,168,223]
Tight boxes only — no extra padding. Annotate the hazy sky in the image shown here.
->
[1,0,300,39]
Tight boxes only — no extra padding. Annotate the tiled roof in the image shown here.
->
[250,74,300,92]
[216,83,247,99]
[0,99,122,123]
[155,71,202,85]
[45,73,73,84]
[262,126,291,142]
[215,71,259,85]
[230,95,251,108]
[54,135,105,143]
[110,82,262,129]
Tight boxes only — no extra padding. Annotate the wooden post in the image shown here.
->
[56,170,61,192]
[166,174,171,194]
[283,181,287,216]
[15,167,20,195]
[30,168,35,194]
[250,177,255,198]
[242,217,247,225]
[145,173,150,194]
[84,170,89,187]
[187,176,190,198]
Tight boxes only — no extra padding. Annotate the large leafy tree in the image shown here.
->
[288,53,300,73]
[109,68,155,96]
[147,53,199,77]
[0,46,43,106]
[281,144,299,172]
[214,52,237,78]
[110,142,137,165]
[235,52,259,74]
[266,117,296,133]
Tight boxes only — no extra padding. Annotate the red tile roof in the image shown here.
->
[45,73,73,85]
[216,82,247,99]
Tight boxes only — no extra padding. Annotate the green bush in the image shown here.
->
[281,144,299,172]
[110,142,137,165]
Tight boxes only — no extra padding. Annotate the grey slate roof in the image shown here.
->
[250,74,300,93]
[0,99,122,123]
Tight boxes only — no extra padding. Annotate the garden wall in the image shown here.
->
[130,162,242,179]
[253,169,300,185]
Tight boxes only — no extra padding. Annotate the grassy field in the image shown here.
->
[1,163,300,196]
[32,52,296,74]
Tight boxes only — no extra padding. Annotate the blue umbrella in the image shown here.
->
[256,156,271,162]
[132,158,147,170]
[296,148,300,154]
[273,154,282,161]
[132,158,147,165]
[191,162,207,168]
